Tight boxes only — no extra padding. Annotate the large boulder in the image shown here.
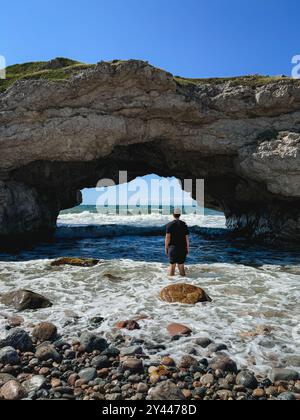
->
[0,290,52,311]
[160,284,212,305]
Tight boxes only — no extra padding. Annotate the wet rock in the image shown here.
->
[0,329,33,352]
[269,368,299,383]
[35,343,61,362]
[148,380,185,400]
[240,326,273,339]
[194,337,213,348]
[277,392,296,401]
[115,320,140,331]
[0,347,20,365]
[149,366,168,384]
[51,257,99,267]
[22,375,46,394]
[0,380,27,400]
[122,358,144,373]
[160,284,212,305]
[0,290,52,311]
[236,370,258,389]
[161,356,176,367]
[32,322,57,342]
[253,388,266,398]
[167,323,192,337]
[209,355,238,373]
[79,332,108,353]
[79,368,97,383]
[91,356,110,369]
[178,355,198,369]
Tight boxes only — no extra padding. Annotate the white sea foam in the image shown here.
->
[0,210,299,375]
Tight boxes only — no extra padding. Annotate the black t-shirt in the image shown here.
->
[166,220,189,249]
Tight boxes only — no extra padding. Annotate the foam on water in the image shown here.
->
[0,210,299,375]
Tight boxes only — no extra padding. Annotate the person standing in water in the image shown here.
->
[165,208,190,277]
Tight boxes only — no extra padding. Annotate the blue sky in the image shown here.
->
[1,0,299,204]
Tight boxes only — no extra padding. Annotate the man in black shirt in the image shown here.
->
[165,208,190,277]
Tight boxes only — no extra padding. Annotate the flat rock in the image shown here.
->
[0,380,27,400]
[0,290,52,311]
[160,284,212,305]
[32,322,57,342]
[148,380,185,400]
[51,258,99,267]
[0,373,16,387]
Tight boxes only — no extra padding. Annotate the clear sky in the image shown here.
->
[1,0,299,77]
[1,0,299,205]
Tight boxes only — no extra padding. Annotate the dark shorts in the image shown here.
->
[168,245,187,265]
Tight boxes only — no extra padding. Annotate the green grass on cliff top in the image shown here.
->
[0,57,297,93]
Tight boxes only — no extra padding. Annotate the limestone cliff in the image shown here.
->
[1,58,300,245]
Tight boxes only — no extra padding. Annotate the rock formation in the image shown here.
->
[1,58,300,245]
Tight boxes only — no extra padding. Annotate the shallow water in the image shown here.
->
[0,209,299,375]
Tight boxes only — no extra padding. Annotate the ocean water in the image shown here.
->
[0,205,299,375]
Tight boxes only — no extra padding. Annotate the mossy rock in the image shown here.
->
[51,257,100,268]
[160,284,212,305]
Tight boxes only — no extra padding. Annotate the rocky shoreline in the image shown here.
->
[0,321,299,401]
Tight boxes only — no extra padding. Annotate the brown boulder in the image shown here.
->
[160,284,212,305]
[0,290,52,311]
[32,322,57,342]
[51,257,99,267]
[167,323,192,337]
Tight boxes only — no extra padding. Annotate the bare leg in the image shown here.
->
[178,264,186,277]
[168,264,176,276]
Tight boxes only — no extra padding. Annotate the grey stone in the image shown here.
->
[78,368,97,383]
[0,290,52,311]
[23,376,46,393]
[277,392,296,401]
[79,332,108,353]
[209,354,237,373]
[236,370,258,389]
[120,346,143,357]
[148,380,185,400]
[91,355,110,369]
[0,329,33,352]
[194,337,213,348]
[0,347,20,365]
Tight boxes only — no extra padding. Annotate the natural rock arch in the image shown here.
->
[1,59,300,246]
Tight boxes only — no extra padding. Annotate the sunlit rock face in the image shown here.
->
[1,59,300,245]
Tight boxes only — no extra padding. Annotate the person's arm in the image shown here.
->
[165,233,171,255]
[186,235,190,255]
